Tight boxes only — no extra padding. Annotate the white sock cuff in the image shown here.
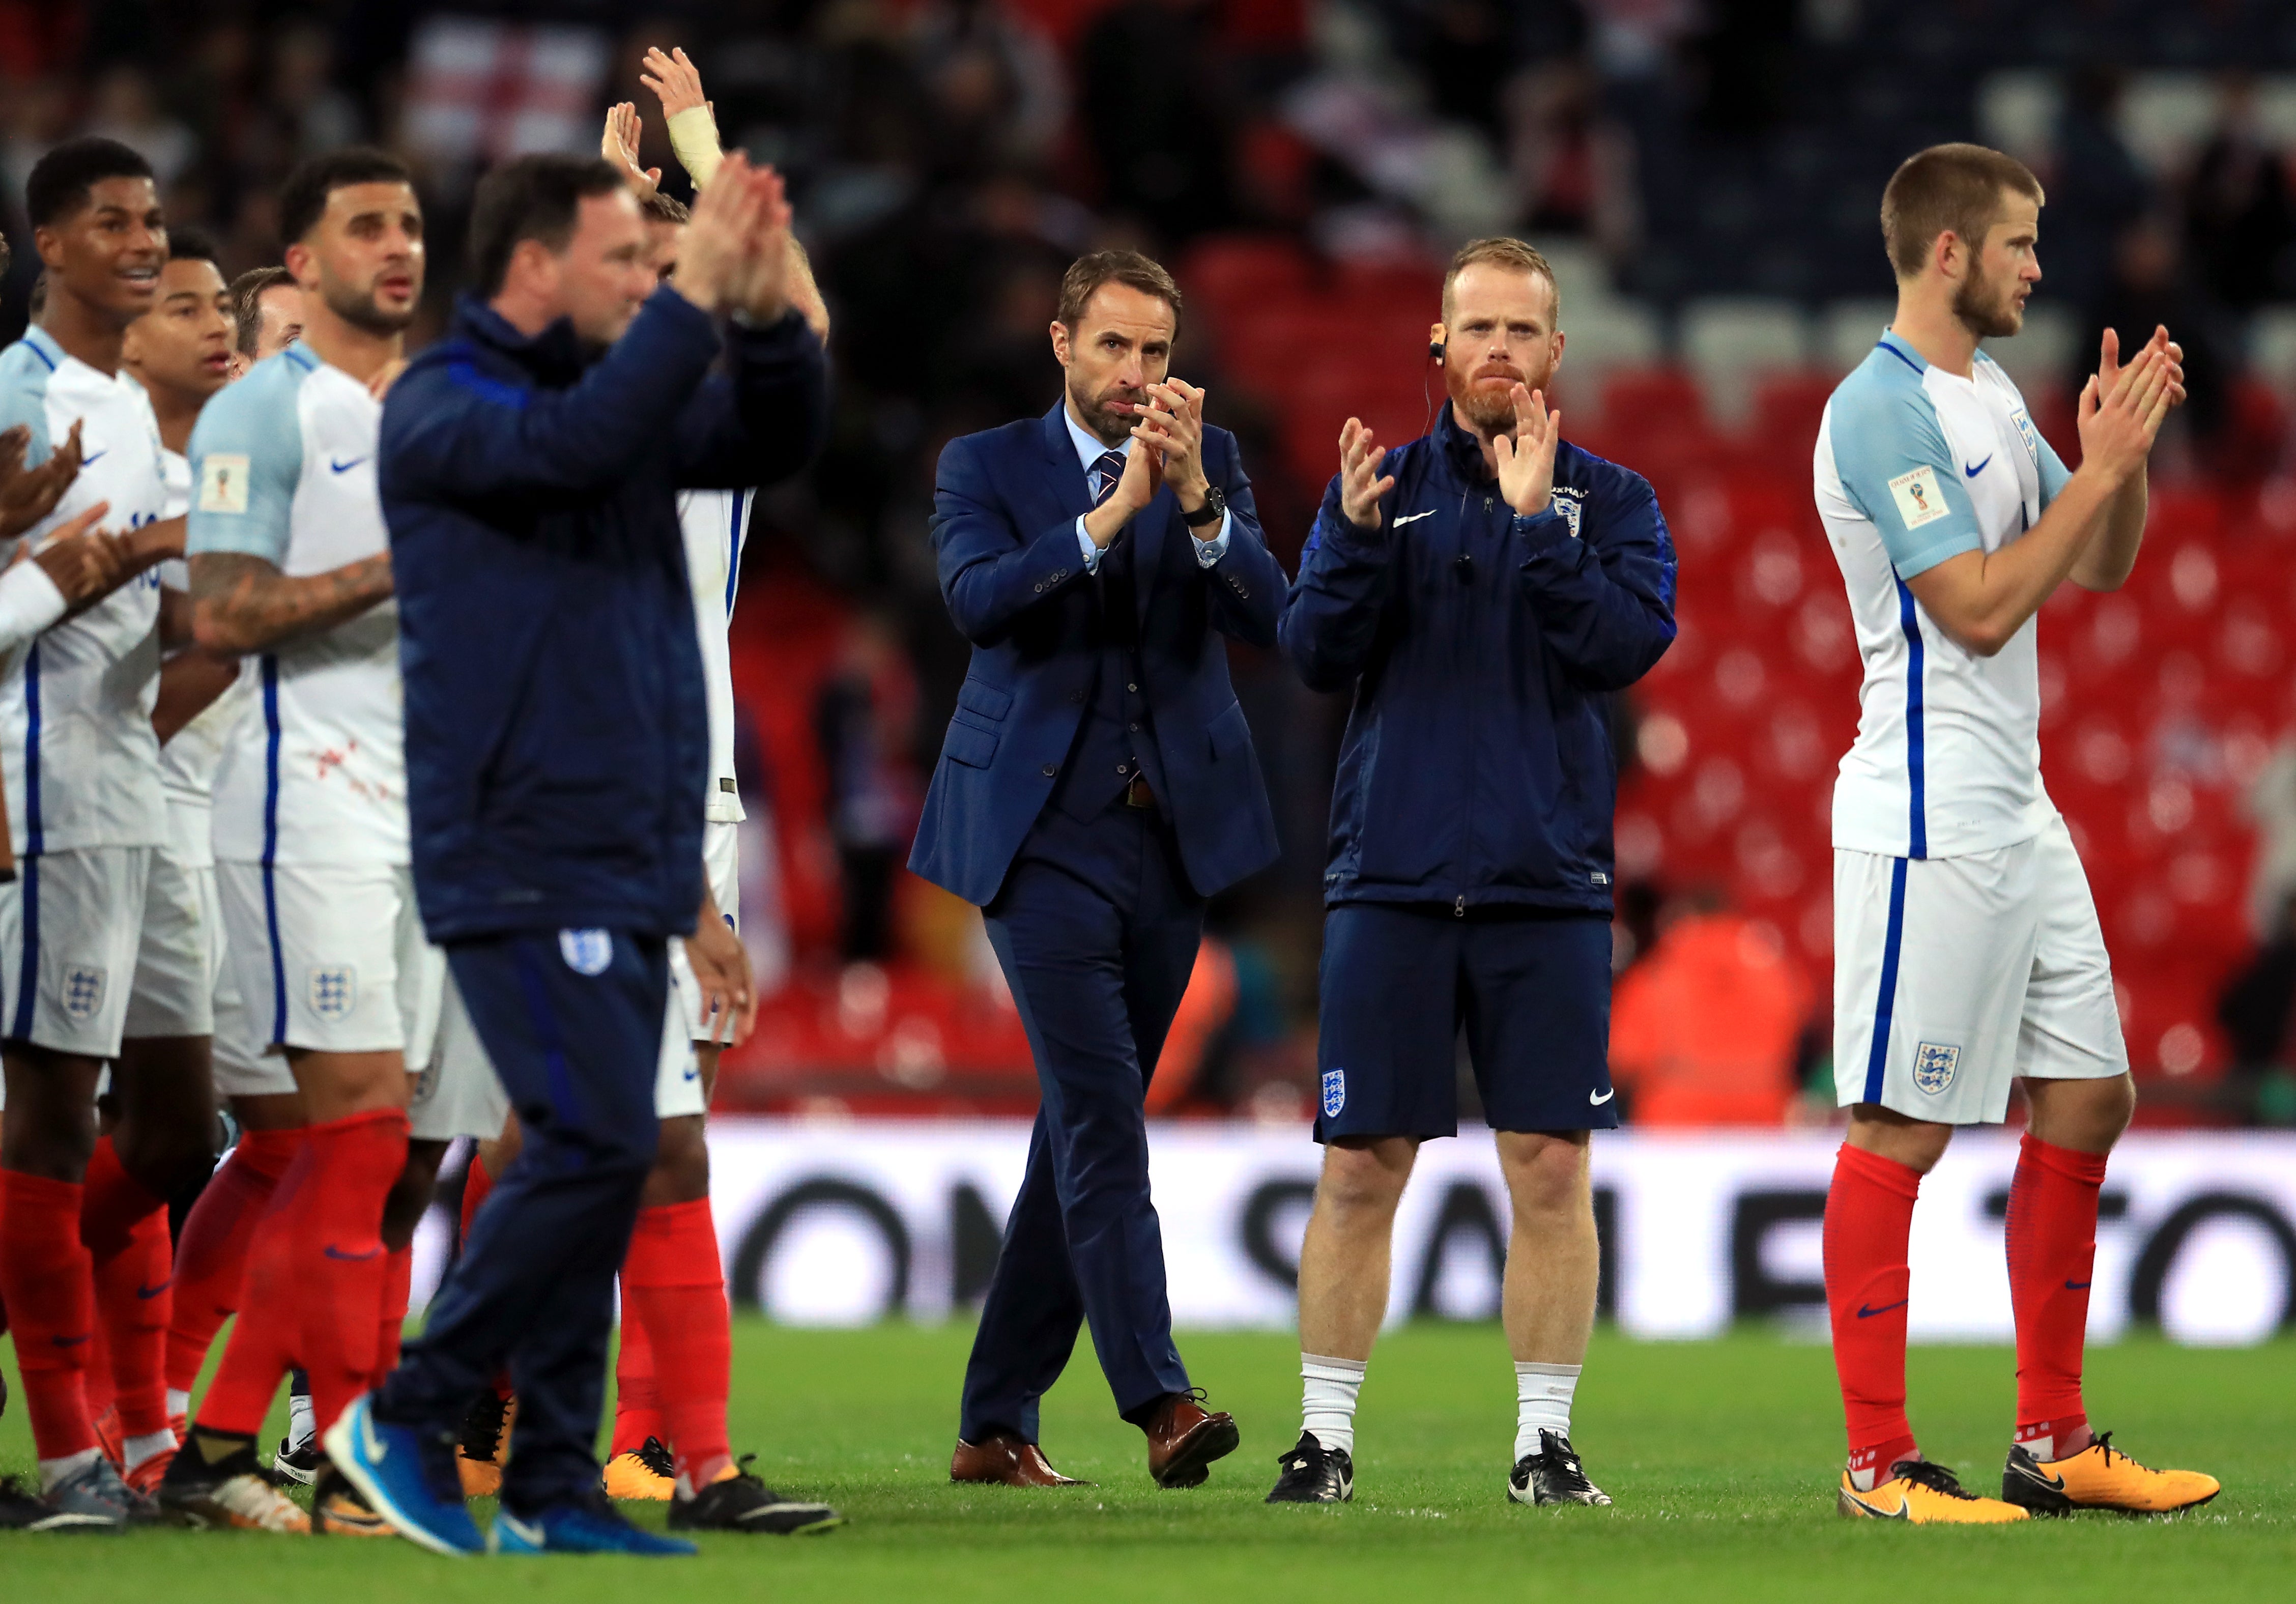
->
[1302,1352,1368,1381]
[1514,1361,1582,1379]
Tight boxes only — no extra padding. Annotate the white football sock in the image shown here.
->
[1513,1361,1582,1462]
[39,1447,101,1492]
[286,1388,315,1450]
[165,1387,192,1421]
[124,1429,176,1472]
[1301,1353,1367,1455]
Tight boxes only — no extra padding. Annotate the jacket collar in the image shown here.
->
[1434,400,1497,487]
[451,294,590,384]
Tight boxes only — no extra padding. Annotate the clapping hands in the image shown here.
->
[668,152,794,324]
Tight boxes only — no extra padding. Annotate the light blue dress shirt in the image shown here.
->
[1064,405,1230,575]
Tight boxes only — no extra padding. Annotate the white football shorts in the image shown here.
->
[123,833,216,1039]
[215,861,443,1062]
[424,959,703,1137]
[1833,814,2127,1126]
[0,846,152,1058]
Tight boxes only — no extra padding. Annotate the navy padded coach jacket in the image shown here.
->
[381,289,827,942]
[1280,406,1676,916]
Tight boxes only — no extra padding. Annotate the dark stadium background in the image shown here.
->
[10,0,2296,1136]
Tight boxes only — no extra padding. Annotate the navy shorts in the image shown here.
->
[1314,903,1616,1140]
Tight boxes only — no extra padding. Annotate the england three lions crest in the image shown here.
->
[1912,1041,1960,1095]
[1321,1068,1346,1119]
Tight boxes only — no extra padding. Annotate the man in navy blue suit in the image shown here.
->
[910,250,1284,1490]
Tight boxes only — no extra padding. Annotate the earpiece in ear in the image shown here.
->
[1428,340,1446,361]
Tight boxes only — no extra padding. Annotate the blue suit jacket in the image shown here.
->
[908,400,1286,906]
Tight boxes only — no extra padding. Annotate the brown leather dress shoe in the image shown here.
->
[950,1433,1094,1487]
[1140,1390,1240,1488]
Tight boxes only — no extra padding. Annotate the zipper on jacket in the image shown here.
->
[1454,894,1465,918]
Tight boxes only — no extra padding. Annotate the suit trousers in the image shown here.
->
[959,790,1203,1442]
[372,929,665,1512]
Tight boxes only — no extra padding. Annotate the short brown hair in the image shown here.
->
[1057,249,1181,330]
[1881,143,2044,279]
[1442,236,1560,323]
[639,190,690,226]
[227,265,296,356]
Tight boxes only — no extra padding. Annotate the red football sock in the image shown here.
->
[165,1128,302,1394]
[0,1170,99,1459]
[80,1136,173,1439]
[621,1198,732,1486]
[375,1245,412,1383]
[459,1150,493,1248]
[196,1136,319,1436]
[297,1110,409,1435]
[83,1296,117,1425]
[1824,1142,1922,1484]
[95,1205,173,1438]
[611,1283,665,1456]
[2007,1132,2107,1460]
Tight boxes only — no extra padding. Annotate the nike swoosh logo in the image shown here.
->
[52,1332,91,1347]
[1963,456,1991,477]
[330,456,369,474]
[323,1244,383,1262]
[2064,1279,2090,1290]
[1392,510,1435,525]
[358,1406,388,1465]
[2017,1465,2067,1491]
[1843,1489,1909,1520]
[1589,1087,1615,1105]
[1856,1298,1909,1319]
[80,450,107,467]
[136,1280,172,1300]
[500,1513,543,1547]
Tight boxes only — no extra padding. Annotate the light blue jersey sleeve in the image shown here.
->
[0,338,55,464]
[1826,352,1984,580]
[187,351,307,564]
[2035,427,2072,508]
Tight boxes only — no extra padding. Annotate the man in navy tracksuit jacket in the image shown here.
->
[333,155,826,1550]
[1267,239,1674,1509]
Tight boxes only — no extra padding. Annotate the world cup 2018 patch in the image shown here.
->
[1887,465,1950,529]
[1912,1041,1960,1095]
[1321,1068,1346,1119]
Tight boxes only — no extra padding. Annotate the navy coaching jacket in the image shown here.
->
[1281,406,1676,915]
[907,400,1287,906]
[381,289,827,942]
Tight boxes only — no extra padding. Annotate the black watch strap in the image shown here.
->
[1183,485,1226,528]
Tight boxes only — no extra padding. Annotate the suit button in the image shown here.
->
[1128,722,1140,732]
[1116,764,1129,775]
[1126,683,1137,693]
[1041,763,1056,778]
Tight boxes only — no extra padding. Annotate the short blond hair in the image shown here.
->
[1442,237,1560,323]
[1881,143,2044,279]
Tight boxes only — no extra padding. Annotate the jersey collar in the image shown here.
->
[1875,330,1927,376]
[20,326,65,373]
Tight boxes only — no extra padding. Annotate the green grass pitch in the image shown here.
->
[5,1320,2291,1600]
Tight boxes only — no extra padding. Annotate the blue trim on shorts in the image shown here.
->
[724,491,745,620]
[1861,857,1910,1105]
[1894,578,1927,859]
[9,854,38,1042]
[260,655,286,1045]
[10,642,43,1041]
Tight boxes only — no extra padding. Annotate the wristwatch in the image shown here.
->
[1182,484,1226,528]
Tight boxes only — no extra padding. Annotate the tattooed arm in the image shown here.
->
[187,550,394,654]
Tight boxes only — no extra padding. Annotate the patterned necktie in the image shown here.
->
[1090,449,1127,506]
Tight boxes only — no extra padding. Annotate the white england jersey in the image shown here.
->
[155,447,255,821]
[188,344,405,865]
[1815,331,2073,861]
[679,487,750,825]
[0,326,170,854]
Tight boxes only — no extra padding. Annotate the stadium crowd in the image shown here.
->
[7,4,2296,1129]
